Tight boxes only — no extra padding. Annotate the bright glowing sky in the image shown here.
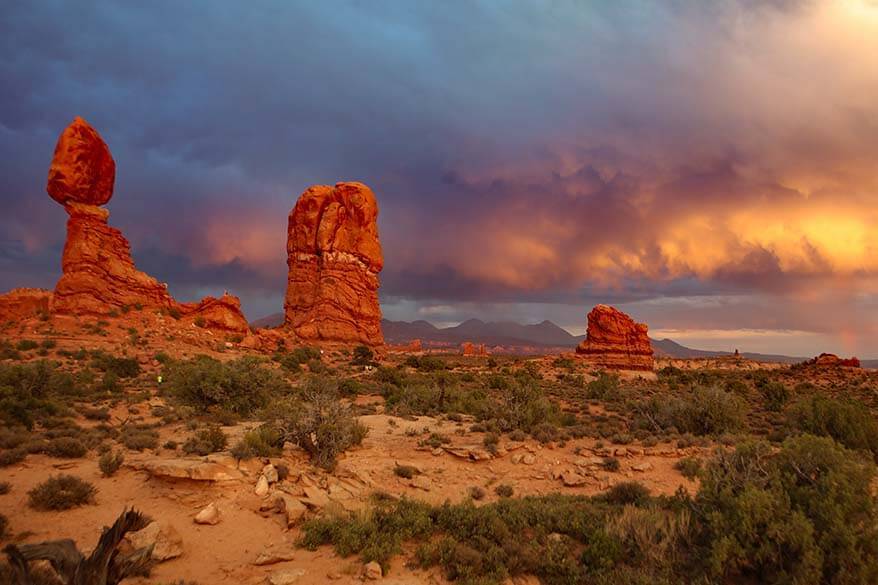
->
[1,1,877,356]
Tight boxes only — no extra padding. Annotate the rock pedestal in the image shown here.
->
[284,182,383,345]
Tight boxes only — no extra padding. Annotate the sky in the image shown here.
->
[1,1,877,357]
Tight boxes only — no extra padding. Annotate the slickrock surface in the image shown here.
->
[284,182,383,345]
[575,304,654,370]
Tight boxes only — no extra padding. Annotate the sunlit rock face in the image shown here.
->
[0,288,51,322]
[284,182,384,345]
[47,116,116,207]
[575,304,654,371]
[45,117,249,334]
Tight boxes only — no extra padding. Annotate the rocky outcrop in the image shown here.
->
[284,182,383,345]
[460,341,488,356]
[46,117,249,334]
[575,304,654,370]
[805,353,861,368]
[0,288,51,322]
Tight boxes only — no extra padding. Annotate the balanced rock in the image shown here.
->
[44,117,249,334]
[47,116,115,207]
[575,305,654,371]
[284,182,383,345]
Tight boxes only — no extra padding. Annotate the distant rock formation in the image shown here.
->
[805,353,861,368]
[575,304,654,370]
[0,288,51,322]
[45,117,249,334]
[460,341,488,356]
[284,182,383,345]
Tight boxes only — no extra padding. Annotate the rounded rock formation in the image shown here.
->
[284,182,383,345]
[47,116,116,207]
[575,304,654,371]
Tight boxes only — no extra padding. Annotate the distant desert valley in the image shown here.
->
[0,115,876,585]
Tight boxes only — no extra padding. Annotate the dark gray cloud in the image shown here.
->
[1,1,876,354]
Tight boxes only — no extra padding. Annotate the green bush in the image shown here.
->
[639,386,745,436]
[694,435,878,584]
[90,352,141,378]
[603,482,651,507]
[351,345,375,366]
[0,361,76,428]
[273,378,367,470]
[759,381,790,412]
[16,339,38,351]
[587,372,621,400]
[673,457,702,480]
[28,474,96,510]
[165,355,286,416]
[231,424,284,459]
[182,426,228,455]
[99,450,125,477]
[787,395,878,459]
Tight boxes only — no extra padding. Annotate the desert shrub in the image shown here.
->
[787,395,878,459]
[603,457,621,472]
[603,482,651,507]
[351,345,375,366]
[759,381,790,412]
[231,424,284,459]
[79,406,110,421]
[674,457,702,480]
[273,377,367,470]
[99,450,125,477]
[0,361,76,428]
[469,486,486,500]
[587,372,621,400]
[494,483,514,497]
[45,437,87,458]
[0,447,27,467]
[338,378,364,396]
[303,494,616,583]
[606,505,692,570]
[90,352,141,378]
[639,386,745,436]
[404,356,446,372]
[693,435,878,584]
[182,426,228,455]
[165,355,286,416]
[28,474,96,510]
[16,339,38,351]
[394,464,419,479]
[120,425,159,451]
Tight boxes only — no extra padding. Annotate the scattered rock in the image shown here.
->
[300,485,331,509]
[263,463,279,484]
[125,521,183,562]
[194,502,221,525]
[522,454,536,465]
[631,462,654,472]
[411,475,431,491]
[267,569,306,585]
[560,471,589,487]
[278,494,308,527]
[363,561,383,580]
[134,459,245,482]
[255,475,270,496]
[253,547,296,566]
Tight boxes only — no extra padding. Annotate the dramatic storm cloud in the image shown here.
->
[1,1,876,355]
